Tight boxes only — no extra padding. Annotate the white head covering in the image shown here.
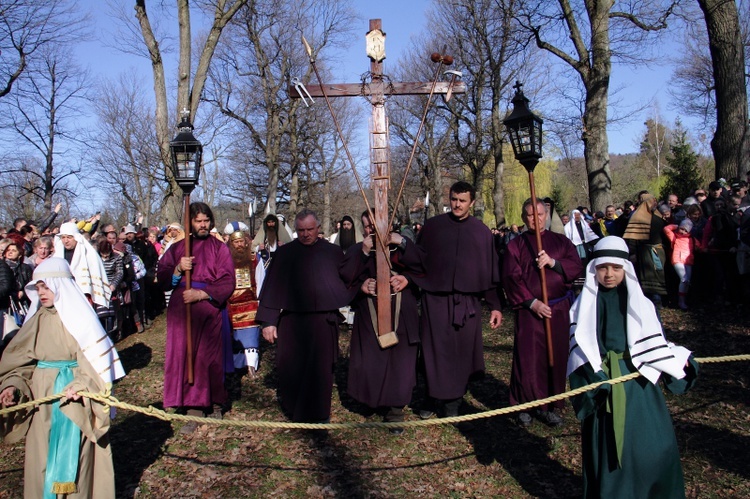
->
[564,209,599,245]
[567,236,691,384]
[54,222,111,307]
[25,258,125,383]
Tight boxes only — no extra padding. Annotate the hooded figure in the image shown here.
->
[252,214,293,263]
[0,258,125,498]
[331,215,363,253]
[53,222,111,308]
[567,237,698,499]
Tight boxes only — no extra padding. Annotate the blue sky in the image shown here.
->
[77,0,695,157]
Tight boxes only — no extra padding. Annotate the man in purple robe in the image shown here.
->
[339,210,420,432]
[257,209,352,423]
[503,198,583,427]
[404,181,503,418]
[158,202,235,430]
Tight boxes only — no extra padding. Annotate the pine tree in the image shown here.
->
[659,122,704,202]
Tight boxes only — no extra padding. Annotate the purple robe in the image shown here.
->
[157,236,235,408]
[339,240,420,408]
[256,239,351,422]
[502,230,583,410]
[402,213,502,400]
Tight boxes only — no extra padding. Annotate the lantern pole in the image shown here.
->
[504,82,554,367]
[169,109,203,385]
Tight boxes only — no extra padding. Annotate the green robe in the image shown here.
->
[569,285,698,499]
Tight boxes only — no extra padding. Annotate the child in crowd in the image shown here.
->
[663,219,701,310]
[567,236,698,498]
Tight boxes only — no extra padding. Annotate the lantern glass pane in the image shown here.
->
[533,121,542,155]
[518,125,532,154]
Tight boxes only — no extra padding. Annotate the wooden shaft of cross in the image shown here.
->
[368,20,393,339]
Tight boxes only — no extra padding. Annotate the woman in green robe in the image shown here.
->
[0,258,125,498]
[567,237,698,499]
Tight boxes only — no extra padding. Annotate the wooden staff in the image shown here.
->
[182,193,194,384]
[527,180,554,367]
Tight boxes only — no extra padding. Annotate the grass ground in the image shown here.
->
[0,303,747,498]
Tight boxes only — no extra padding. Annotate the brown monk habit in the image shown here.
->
[256,238,354,422]
[398,213,503,400]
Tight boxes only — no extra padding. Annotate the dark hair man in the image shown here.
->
[406,181,503,418]
[157,201,236,431]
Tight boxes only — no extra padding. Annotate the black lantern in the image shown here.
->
[503,81,543,172]
[169,110,203,193]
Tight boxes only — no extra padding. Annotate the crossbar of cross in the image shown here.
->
[291,19,465,342]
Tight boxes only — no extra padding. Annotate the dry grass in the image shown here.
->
[0,303,748,498]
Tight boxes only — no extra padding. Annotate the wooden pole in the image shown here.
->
[182,193,194,384]
[527,172,554,367]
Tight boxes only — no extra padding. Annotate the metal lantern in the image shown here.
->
[169,110,203,193]
[503,81,543,172]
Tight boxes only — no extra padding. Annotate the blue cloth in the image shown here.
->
[38,360,80,498]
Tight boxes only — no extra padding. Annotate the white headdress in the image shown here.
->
[564,209,599,245]
[25,258,125,383]
[567,236,690,384]
[53,222,111,307]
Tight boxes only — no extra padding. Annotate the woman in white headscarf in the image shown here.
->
[563,209,600,263]
[0,258,125,498]
[567,237,698,499]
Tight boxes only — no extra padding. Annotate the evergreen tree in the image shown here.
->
[660,122,704,202]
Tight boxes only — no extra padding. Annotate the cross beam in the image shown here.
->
[292,19,464,342]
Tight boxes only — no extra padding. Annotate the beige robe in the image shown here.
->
[0,306,115,498]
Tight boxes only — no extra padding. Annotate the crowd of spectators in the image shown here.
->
[492,175,750,309]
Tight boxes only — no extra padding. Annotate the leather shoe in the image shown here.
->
[418,409,435,420]
[536,410,564,427]
[517,412,533,427]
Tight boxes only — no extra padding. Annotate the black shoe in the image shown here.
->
[418,409,436,420]
[441,398,462,418]
[535,410,564,427]
[389,427,404,435]
[517,412,533,427]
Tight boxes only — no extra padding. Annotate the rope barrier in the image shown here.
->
[1,354,747,431]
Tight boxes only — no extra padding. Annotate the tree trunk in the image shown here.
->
[492,160,505,226]
[698,0,750,180]
[582,3,612,212]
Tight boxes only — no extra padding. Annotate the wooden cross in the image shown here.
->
[293,19,465,341]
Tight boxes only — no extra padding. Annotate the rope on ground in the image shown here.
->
[0,354,747,431]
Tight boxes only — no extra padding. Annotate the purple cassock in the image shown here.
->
[502,230,583,411]
[339,239,420,409]
[256,239,352,422]
[400,213,502,400]
[158,236,236,409]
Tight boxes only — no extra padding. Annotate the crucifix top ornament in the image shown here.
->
[366,28,386,62]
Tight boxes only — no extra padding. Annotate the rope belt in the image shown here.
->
[37,360,80,498]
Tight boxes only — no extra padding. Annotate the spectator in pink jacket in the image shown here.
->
[663,219,702,310]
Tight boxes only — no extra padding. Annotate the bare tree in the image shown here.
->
[0,0,86,98]
[203,0,356,215]
[0,47,88,213]
[128,0,247,219]
[88,72,165,226]
[516,0,680,211]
